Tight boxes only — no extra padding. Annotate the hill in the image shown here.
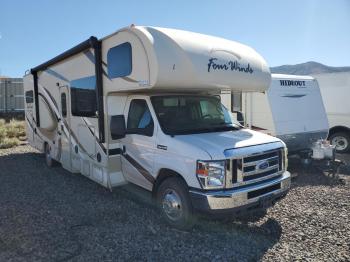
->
[270,61,350,75]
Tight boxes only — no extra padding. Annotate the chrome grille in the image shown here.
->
[229,148,283,187]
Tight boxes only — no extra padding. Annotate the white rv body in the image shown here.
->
[24,26,290,226]
[222,74,329,154]
[313,72,350,152]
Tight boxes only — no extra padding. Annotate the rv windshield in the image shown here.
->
[151,95,241,135]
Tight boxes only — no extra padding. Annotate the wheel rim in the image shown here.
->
[162,189,183,221]
[331,136,348,151]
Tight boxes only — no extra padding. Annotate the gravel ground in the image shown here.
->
[0,145,349,261]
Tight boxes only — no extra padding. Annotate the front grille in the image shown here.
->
[229,148,283,187]
[243,168,279,181]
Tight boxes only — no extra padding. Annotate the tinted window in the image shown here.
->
[25,90,34,103]
[70,76,97,117]
[127,100,154,136]
[61,93,67,117]
[107,42,132,78]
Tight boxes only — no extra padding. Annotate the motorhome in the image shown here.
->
[221,74,329,156]
[313,72,350,153]
[24,25,290,228]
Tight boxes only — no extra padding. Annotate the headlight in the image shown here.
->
[196,160,226,189]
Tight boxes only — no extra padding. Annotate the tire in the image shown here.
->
[44,143,57,167]
[156,177,194,230]
[329,132,350,153]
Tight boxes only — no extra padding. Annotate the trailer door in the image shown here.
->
[59,86,72,171]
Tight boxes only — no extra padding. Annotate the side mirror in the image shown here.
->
[233,111,245,126]
[144,122,154,137]
[110,115,126,140]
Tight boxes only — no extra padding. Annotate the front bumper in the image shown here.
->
[189,171,291,216]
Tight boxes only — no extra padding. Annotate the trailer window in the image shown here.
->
[61,93,67,117]
[25,90,34,103]
[70,76,97,117]
[127,99,154,136]
[107,42,132,79]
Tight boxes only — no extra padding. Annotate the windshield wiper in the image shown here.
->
[209,122,240,130]
[167,125,239,136]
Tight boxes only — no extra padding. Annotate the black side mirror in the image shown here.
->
[144,122,154,137]
[234,111,245,126]
[110,115,126,139]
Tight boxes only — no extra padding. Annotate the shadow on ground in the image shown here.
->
[0,149,281,261]
[288,154,350,188]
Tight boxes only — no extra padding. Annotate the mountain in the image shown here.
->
[270,61,350,75]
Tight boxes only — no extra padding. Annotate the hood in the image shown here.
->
[173,129,282,159]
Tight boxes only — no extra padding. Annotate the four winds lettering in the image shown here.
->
[207,58,253,74]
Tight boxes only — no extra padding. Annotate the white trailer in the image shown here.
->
[221,74,329,155]
[24,25,290,228]
[313,72,350,153]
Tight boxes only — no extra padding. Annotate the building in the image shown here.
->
[0,76,24,113]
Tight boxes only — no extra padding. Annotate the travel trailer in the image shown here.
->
[221,74,329,156]
[314,72,350,153]
[24,25,290,228]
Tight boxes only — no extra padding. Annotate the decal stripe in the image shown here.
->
[81,117,109,154]
[38,93,59,121]
[121,76,138,83]
[61,118,95,160]
[43,87,58,111]
[123,154,155,184]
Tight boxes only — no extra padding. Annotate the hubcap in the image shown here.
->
[331,136,348,151]
[162,189,182,221]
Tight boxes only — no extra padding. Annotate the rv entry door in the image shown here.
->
[59,86,72,171]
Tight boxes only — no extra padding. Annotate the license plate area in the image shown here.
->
[247,183,281,199]
[259,194,275,208]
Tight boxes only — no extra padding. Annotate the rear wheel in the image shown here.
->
[157,177,194,230]
[45,143,56,167]
[329,132,350,153]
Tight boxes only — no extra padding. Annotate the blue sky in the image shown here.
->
[0,0,349,77]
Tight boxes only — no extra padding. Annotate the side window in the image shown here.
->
[107,42,132,79]
[25,90,34,103]
[127,100,154,136]
[61,93,67,117]
[70,76,97,117]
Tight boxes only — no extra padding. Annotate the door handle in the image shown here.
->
[122,145,126,154]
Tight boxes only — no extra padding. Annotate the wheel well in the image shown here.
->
[152,169,188,198]
[328,126,350,138]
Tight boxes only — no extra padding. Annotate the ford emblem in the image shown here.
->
[258,161,269,170]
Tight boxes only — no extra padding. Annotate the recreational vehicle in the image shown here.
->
[221,74,329,156]
[24,25,291,228]
[314,72,350,153]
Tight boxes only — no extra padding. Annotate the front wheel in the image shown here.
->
[329,132,350,153]
[157,177,194,230]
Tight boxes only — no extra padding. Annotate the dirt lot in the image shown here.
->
[0,145,349,261]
